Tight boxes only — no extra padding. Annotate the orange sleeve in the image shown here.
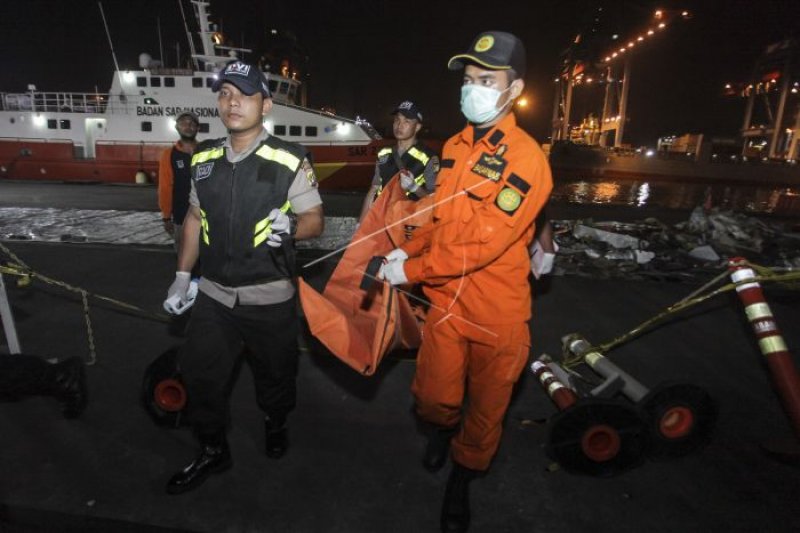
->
[157,148,174,219]
[403,147,553,285]
[400,221,435,258]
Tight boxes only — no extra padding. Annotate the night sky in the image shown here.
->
[2,0,798,146]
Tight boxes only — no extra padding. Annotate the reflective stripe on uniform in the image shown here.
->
[199,208,210,245]
[253,200,292,247]
[407,146,430,166]
[377,147,392,157]
[191,147,225,166]
[255,145,301,172]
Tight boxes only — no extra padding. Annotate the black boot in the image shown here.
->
[423,425,457,472]
[166,434,232,495]
[440,462,478,533]
[50,357,87,419]
[265,415,288,459]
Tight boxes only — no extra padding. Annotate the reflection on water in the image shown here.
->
[551,177,799,215]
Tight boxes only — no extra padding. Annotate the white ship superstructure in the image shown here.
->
[0,1,382,187]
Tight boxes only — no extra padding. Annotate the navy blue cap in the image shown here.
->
[212,61,270,97]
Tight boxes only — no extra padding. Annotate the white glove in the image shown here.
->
[267,208,292,248]
[399,170,419,193]
[385,248,408,262]
[530,240,559,279]
[380,259,408,286]
[164,272,195,315]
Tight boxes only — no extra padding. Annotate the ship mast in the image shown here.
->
[189,0,251,71]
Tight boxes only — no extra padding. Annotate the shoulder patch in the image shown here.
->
[495,187,522,215]
[507,173,531,194]
[440,158,455,169]
[302,160,318,188]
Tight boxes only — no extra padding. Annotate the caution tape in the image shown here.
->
[561,260,800,369]
[1,241,171,365]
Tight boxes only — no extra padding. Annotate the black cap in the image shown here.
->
[211,60,270,97]
[447,31,526,77]
[391,100,423,122]
[176,111,199,124]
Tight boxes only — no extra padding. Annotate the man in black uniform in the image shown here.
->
[358,100,439,221]
[163,60,324,494]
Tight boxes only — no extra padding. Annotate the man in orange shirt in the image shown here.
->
[380,31,553,532]
[158,111,200,256]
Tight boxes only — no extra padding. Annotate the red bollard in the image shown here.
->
[729,259,800,445]
[532,360,647,476]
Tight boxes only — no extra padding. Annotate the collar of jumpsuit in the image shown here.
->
[455,111,517,148]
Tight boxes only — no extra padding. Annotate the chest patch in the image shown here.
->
[471,152,507,182]
[195,162,214,181]
[495,187,522,215]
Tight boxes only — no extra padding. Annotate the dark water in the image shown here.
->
[551,177,800,215]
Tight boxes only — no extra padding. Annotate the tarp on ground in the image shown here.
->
[298,177,431,375]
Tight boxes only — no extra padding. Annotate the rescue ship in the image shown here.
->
[0,1,382,189]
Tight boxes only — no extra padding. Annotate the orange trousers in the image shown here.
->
[411,308,531,471]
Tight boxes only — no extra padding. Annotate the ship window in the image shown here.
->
[289,125,301,136]
[136,77,147,87]
[305,126,317,137]
[47,119,57,129]
[141,121,152,132]
[206,78,214,88]
[60,119,71,129]
[274,125,286,136]
[150,77,162,87]
[164,77,175,87]
[268,80,278,94]
[143,97,159,105]
[199,123,209,134]
[192,77,203,88]
[278,82,289,95]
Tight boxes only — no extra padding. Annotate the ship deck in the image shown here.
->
[1,181,800,532]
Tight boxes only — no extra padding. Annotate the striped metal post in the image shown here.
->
[729,259,800,440]
[531,359,646,476]
[531,360,578,411]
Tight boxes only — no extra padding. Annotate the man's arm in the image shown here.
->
[411,155,440,198]
[404,155,553,285]
[295,205,324,240]
[176,205,201,273]
[158,149,175,233]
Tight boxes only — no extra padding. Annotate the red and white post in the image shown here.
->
[729,258,800,442]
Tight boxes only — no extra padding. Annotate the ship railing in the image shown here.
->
[0,92,110,114]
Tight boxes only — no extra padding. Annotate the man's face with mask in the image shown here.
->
[460,64,522,126]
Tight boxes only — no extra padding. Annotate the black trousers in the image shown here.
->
[181,292,300,437]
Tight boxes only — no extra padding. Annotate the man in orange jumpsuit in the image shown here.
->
[158,111,200,257]
[379,31,553,532]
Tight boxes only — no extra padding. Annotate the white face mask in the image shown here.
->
[460,84,511,125]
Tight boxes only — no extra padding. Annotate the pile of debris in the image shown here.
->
[551,206,800,280]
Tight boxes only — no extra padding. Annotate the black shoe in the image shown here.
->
[52,357,87,419]
[440,462,478,533]
[423,426,457,472]
[166,440,232,495]
[265,416,288,459]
